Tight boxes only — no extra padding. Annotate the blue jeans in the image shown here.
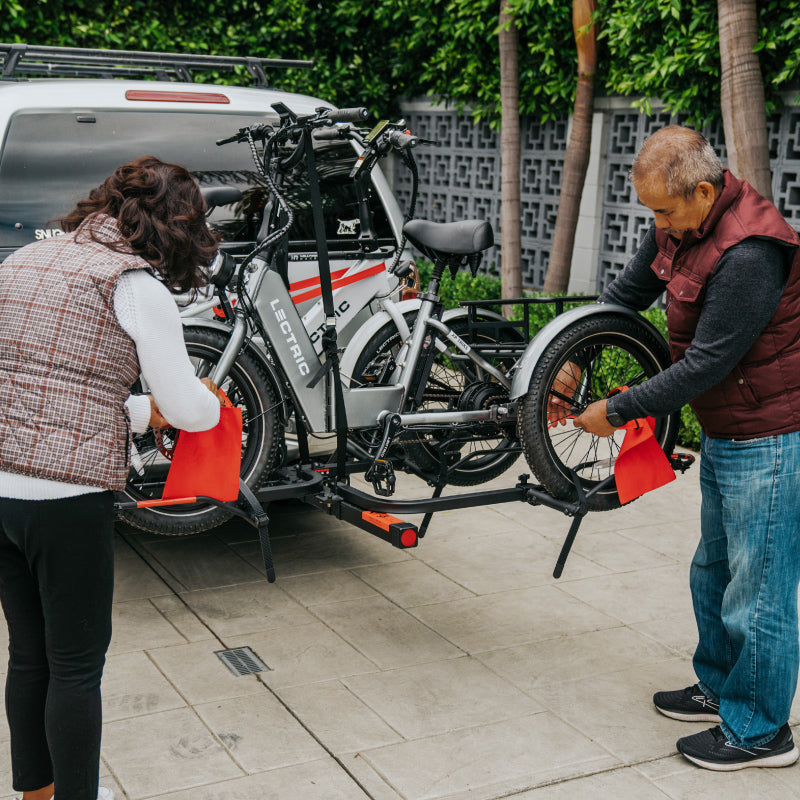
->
[692,431,800,747]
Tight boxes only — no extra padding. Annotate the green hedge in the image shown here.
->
[416,259,701,450]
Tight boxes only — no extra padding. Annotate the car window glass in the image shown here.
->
[0,109,394,253]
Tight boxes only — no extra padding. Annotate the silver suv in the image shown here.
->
[0,43,409,332]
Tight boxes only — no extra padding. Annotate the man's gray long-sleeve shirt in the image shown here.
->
[602,224,791,424]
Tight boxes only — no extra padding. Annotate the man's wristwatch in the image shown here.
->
[605,409,626,428]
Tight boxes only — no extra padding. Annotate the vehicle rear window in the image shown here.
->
[0,109,395,255]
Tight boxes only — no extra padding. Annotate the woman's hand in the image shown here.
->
[148,378,223,428]
[148,396,169,429]
[200,376,225,405]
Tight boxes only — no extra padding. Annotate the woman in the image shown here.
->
[0,156,224,800]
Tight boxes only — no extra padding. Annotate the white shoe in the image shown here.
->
[39,787,113,800]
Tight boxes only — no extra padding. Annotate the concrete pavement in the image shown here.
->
[1,458,799,799]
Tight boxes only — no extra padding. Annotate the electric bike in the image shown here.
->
[119,103,680,537]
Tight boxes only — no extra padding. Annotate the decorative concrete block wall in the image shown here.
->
[394,99,800,294]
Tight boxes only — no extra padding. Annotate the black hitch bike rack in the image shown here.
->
[115,449,695,584]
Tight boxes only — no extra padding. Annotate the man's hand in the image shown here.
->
[547,361,581,427]
[572,399,618,437]
[148,395,169,429]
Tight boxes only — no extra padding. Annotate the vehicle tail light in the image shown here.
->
[125,90,230,104]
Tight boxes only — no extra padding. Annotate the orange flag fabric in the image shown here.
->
[613,416,675,504]
[162,393,243,502]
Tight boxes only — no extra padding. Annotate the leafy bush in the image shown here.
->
[641,307,702,451]
[416,259,701,451]
[8,1,799,125]
[416,259,504,311]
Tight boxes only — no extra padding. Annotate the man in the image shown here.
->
[571,125,800,770]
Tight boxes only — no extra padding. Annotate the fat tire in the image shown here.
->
[351,315,520,486]
[518,314,679,511]
[119,327,283,535]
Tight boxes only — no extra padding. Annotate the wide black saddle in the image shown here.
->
[403,219,494,260]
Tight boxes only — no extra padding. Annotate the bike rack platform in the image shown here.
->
[250,467,602,583]
[117,453,695,585]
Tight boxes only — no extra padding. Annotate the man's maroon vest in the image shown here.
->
[651,171,800,438]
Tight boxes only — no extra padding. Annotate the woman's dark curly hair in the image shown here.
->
[60,155,220,294]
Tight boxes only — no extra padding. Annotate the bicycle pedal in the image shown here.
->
[362,352,395,383]
[669,452,695,473]
[366,458,396,496]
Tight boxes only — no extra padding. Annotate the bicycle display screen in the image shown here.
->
[364,120,390,143]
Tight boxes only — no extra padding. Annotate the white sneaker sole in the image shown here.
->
[682,744,799,771]
[656,706,722,723]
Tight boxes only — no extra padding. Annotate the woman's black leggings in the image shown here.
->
[0,492,115,800]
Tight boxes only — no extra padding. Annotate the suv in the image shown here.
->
[0,43,409,343]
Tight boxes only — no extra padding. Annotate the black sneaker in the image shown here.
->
[677,724,799,770]
[653,684,721,722]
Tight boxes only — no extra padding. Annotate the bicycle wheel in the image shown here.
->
[350,315,521,485]
[119,327,283,535]
[518,314,679,511]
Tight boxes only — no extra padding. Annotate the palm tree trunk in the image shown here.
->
[499,0,522,311]
[718,0,772,200]
[542,0,597,294]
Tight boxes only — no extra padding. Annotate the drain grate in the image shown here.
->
[215,646,270,677]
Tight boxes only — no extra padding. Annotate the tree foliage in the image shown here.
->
[601,0,800,125]
[3,0,800,125]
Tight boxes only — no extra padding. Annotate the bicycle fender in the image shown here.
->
[509,303,666,400]
[339,298,422,378]
[181,318,290,424]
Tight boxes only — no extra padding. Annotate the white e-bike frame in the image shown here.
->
[209,254,512,435]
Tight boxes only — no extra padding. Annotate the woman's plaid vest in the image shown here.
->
[0,215,150,489]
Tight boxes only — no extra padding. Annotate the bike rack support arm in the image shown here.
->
[549,472,616,579]
[334,480,531,516]
[115,467,326,583]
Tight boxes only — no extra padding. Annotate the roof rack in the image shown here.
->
[0,43,314,87]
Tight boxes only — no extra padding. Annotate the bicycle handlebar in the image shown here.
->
[313,126,347,141]
[387,130,419,150]
[216,123,272,146]
[327,107,369,123]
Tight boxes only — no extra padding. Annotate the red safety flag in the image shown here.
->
[613,416,675,504]
[162,393,242,502]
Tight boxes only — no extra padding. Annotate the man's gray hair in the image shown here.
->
[630,125,724,198]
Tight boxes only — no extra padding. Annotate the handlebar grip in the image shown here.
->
[313,127,345,140]
[388,131,419,149]
[327,107,368,123]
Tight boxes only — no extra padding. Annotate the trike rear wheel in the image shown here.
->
[518,314,679,511]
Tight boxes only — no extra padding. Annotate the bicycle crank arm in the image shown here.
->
[387,406,515,427]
